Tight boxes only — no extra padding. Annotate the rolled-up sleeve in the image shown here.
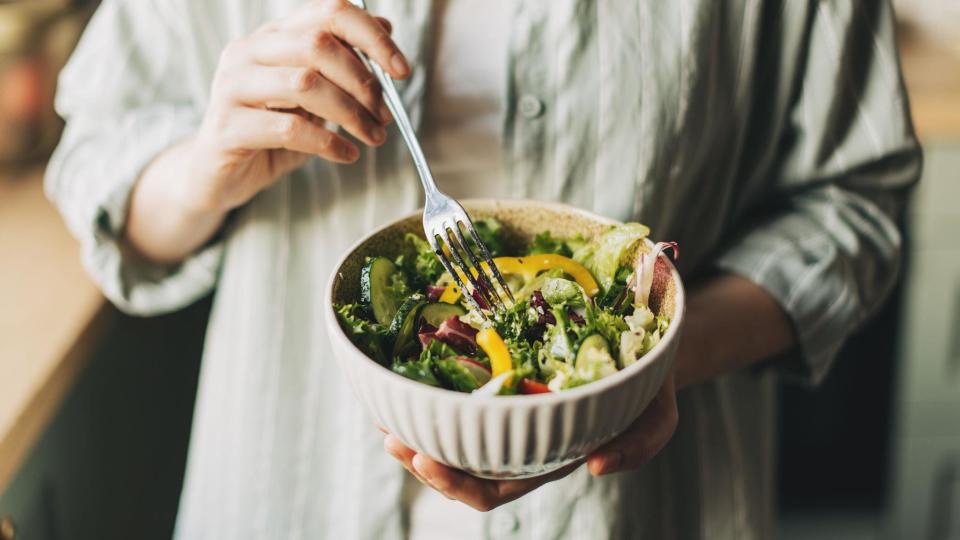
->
[45,0,221,316]
[714,1,922,385]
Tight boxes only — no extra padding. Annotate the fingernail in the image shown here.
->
[600,451,622,475]
[412,455,432,481]
[371,125,386,144]
[390,53,409,77]
[383,436,398,455]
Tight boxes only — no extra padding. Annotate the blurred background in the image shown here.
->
[0,1,957,539]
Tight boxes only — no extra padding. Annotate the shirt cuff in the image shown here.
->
[712,224,862,387]
[47,105,222,316]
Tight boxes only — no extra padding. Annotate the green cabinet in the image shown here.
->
[0,299,209,540]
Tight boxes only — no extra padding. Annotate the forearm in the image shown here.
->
[673,273,795,389]
[124,137,228,264]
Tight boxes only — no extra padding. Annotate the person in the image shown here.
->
[46,0,920,538]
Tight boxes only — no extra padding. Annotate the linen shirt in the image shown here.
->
[46,1,921,538]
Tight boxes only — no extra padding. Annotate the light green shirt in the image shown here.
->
[46,1,920,538]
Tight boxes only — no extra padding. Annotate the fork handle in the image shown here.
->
[348,0,439,195]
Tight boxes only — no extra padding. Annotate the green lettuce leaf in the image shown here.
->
[335,303,391,366]
[391,340,459,388]
[398,233,444,286]
[581,305,629,358]
[471,218,505,257]
[573,223,650,293]
[539,277,586,308]
[572,339,618,382]
[543,307,576,362]
[514,268,565,301]
[527,231,573,257]
[543,343,618,391]
[493,299,535,342]
[392,359,441,387]
[434,358,484,392]
[420,339,459,363]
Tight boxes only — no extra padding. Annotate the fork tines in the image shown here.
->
[427,220,514,318]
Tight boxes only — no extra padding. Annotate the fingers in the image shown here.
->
[410,454,579,512]
[382,434,497,509]
[320,5,410,78]
[587,373,679,476]
[226,65,386,146]
[221,107,360,163]
[246,31,391,123]
[383,435,435,489]
[410,455,503,511]
[272,2,409,79]
[383,432,581,512]
[374,16,392,34]
[212,1,405,160]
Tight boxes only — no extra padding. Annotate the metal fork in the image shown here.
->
[348,0,513,317]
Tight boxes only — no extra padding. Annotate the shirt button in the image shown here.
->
[518,94,544,119]
[491,511,520,535]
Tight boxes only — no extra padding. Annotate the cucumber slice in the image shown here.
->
[390,294,426,358]
[420,302,467,328]
[597,282,626,311]
[575,334,610,366]
[361,257,404,325]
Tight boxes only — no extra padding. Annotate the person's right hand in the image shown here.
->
[183,0,409,215]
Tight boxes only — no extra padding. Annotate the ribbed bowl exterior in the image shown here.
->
[325,200,685,479]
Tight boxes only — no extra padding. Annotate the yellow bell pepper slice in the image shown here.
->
[492,255,599,296]
[477,328,512,378]
[438,284,461,304]
[442,254,599,304]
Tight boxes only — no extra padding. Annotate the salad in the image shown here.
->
[334,219,677,395]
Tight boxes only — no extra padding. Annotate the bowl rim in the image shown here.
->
[324,198,686,406]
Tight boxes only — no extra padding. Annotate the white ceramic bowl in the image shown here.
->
[325,200,685,479]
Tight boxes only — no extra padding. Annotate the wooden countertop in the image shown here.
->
[0,168,109,492]
[899,30,960,140]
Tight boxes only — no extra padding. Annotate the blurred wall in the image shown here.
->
[0,0,95,167]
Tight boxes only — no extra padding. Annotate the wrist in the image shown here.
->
[171,136,233,219]
[124,136,229,264]
[672,305,711,390]
[671,273,795,391]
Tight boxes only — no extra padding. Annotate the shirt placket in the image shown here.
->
[504,2,550,201]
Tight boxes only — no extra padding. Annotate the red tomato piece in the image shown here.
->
[519,379,551,394]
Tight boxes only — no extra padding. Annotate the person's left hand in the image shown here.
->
[383,371,678,511]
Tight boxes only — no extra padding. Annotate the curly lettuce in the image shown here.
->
[392,340,459,387]
[471,218,505,257]
[397,233,445,287]
[335,303,391,366]
[527,231,574,257]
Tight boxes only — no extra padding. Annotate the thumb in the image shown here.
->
[587,372,678,475]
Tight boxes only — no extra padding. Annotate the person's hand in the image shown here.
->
[183,0,408,214]
[383,371,678,512]
[124,0,408,264]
